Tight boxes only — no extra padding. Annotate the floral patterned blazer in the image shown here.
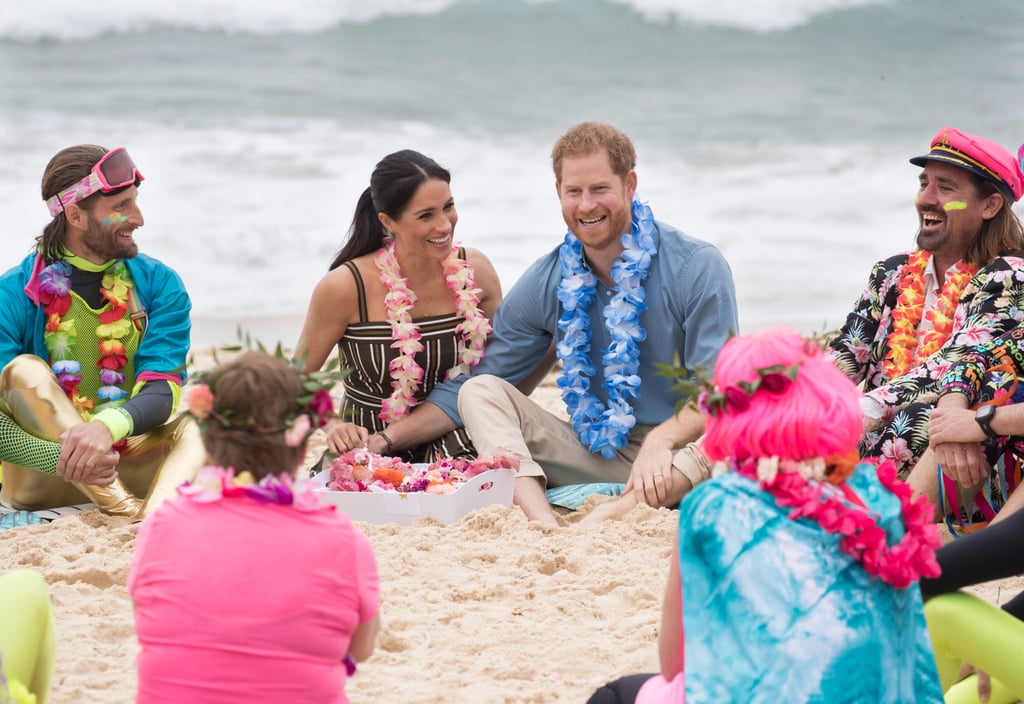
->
[829,252,1024,417]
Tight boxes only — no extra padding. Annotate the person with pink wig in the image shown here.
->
[588,328,944,703]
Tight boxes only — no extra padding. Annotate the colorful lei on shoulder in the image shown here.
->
[728,455,941,588]
[177,465,328,512]
[38,260,134,416]
[555,198,657,459]
[326,447,519,494]
[884,251,977,379]
[375,242,491,423]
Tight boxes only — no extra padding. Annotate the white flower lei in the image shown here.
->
[555,199,657,458]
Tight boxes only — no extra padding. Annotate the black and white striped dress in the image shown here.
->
[336,259,476,462]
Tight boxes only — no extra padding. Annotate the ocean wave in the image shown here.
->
[1,0,899,41]
[612,0,894,32]
[0,0,461,41]
[0,110,922,338]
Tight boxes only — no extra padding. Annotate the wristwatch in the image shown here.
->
[975,404,998,438]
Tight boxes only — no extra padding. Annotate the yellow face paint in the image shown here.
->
[101,214,129,224]
[943,201,968,211]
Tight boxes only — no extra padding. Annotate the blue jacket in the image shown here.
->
[0,251,191,384]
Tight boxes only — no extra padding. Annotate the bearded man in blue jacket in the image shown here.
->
[0,144,205,521]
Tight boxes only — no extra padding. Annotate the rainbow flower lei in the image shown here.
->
[883,251,977,379]
[556,199,657,458]
[375,242,491,423]
[38,260,134,416]
[178,465,328,512]
[730,456,942,588]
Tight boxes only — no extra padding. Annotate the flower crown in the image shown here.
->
[698,362,801,417]
[186,337,350,448]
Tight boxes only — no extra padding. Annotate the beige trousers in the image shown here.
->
[0,355,206,519]
[457,374,711,489]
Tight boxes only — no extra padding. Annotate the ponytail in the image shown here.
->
[329,187,386,270]
[327,150,451,270]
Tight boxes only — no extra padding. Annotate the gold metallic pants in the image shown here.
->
[0,355,206,519]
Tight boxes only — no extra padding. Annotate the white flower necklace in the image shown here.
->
[375,242,491,423]
[556,199,657,458]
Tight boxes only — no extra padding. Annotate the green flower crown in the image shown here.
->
[186,332,350,447]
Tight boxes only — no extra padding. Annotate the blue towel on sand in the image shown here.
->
[545,483,625,511]
[0,510,45,530]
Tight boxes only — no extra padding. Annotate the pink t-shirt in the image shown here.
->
[128,495,379,704]
[635,672,684,703]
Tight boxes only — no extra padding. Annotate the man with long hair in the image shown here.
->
[830,127,1024,479]
[0,144,204,520]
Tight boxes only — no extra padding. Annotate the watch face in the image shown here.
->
[976,404,997,436]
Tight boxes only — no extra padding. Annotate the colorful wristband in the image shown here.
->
[91,407,134,442]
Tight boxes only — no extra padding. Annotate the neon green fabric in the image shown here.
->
[0,413,58,475]
[926,591,1024,704]
[63,289,139,411]
[0,570,55,704]
[91,407,133,443]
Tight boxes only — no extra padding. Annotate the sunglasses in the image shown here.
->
[45,147,145,217]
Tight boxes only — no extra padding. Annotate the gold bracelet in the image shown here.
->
[376,429,395,455]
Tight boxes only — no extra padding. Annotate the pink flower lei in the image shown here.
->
[326,447,519,493]
[731,456,942,588]
[178,465,329,513]
[375,242,491,422]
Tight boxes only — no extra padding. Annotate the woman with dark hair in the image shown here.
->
[296,149,503,462]
[129,351,379,703]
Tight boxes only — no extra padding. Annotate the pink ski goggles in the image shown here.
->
[45,147,145,217]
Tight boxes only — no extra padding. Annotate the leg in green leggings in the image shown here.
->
[926,591,1024,704]
[0,570,55,704]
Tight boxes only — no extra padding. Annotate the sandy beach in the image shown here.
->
[2,349,1023,703]
[2,494,679,703]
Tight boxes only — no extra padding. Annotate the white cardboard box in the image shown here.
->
[312,468,515,526]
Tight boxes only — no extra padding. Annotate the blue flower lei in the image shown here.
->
[555,199,657,458]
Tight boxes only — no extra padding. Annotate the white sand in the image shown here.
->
[1,349,1022,703]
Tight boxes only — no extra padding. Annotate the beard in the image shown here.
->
[82,214,139,262]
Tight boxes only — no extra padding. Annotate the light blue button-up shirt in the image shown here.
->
[427,220,739,427]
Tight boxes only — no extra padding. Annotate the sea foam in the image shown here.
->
[0,0,898,41]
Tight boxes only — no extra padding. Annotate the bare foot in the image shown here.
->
[577,493,640,526]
